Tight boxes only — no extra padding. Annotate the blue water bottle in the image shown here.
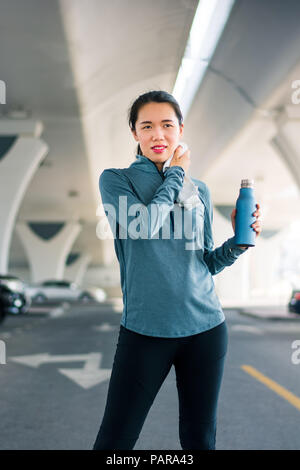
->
[234,179,256,247]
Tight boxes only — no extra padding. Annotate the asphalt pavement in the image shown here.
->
[1,300,300,450]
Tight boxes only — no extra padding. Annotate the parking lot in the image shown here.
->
[1,303,300,450]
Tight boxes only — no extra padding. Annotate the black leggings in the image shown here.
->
[92,320,228,450]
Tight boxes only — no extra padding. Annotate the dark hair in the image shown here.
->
[128,90,183,156]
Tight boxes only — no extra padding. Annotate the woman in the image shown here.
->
[93,90,262,450]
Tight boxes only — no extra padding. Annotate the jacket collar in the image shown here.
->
[129,154,164,175]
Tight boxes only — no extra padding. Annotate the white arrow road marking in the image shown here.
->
[230,324,264,335]
[59,353,111,390]
[9,353,91,368]
[9,352,111,390]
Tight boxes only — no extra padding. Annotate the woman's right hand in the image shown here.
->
[169,144,191,174]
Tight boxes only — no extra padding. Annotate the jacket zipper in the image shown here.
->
[155,165,176,232]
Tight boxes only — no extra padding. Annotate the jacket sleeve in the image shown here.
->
[202,184,249,276]
[99,166,185,240]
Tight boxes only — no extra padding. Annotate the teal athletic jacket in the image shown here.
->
[99,153,248,338]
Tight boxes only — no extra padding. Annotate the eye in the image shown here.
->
[142,124,173,129]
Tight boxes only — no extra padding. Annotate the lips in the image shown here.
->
[152,146,167,153]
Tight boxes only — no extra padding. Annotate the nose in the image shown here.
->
[152,126,165,140]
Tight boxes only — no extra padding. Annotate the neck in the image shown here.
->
[141,154,164,172]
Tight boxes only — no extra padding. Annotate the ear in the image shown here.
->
[179,123,184,138]
[131,129,139,142]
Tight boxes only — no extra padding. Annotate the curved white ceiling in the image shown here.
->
[1,0,300,271]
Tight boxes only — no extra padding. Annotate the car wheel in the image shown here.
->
[20,305,30,314]
[33,293,47,303]
[0,309,6,324]
[79,292,92,303]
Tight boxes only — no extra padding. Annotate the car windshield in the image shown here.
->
[0,275,20,281]
[41,280,72,287]
[0,276,24,292]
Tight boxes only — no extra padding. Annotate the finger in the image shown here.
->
[252,223,262,232]
[174,145,189,154]
[253,203,260,215]
[180,149,190,158]
[173,145,183,157]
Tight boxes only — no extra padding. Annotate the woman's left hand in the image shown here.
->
[231,203,262,238]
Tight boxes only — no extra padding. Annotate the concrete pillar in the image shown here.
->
[0,120,48,273]
[212,207,251,306]
[270,132,300,188]
[248,230,285,304]
[16,221,81,282]
[270,105,300,188]
[64,253,91,285]
[96,201,118,266]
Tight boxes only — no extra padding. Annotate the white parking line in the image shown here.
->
[93,323,118,332]
[230,324,264,334]
[49,302,71,318]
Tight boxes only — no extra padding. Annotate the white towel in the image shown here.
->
[163,143,202,211]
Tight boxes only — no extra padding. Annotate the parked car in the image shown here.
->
[288,290,300,314]
[81,285,107,303]
[0,285,9,323]
[25,279,106,303]
[0,274,31,318]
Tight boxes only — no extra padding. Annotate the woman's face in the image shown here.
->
[131,102,184,171]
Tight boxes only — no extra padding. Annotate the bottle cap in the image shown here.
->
[241,179,254,188]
